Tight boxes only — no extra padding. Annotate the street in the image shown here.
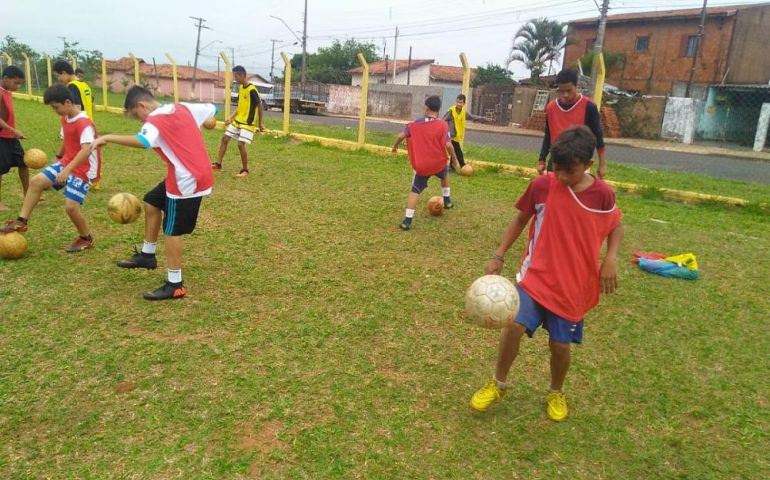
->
[264,111,770,185]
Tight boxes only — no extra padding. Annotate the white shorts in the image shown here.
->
[225,124,255,144]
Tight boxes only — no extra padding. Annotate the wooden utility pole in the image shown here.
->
[686,0,708,98]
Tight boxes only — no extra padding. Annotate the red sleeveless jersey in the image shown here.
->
[518,175,622,321]
[144,104,213,197]
[0,87,16,139]
[61,114,98,181]
[546,94,594,143]
[406,118,449,176]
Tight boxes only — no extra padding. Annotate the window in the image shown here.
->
[684,35,699,57]
[636,36,649,51]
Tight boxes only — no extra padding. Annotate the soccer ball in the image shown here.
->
[202,117,218,129]
[460,165,473,176]
[427,196,444,216]
[0,232,28,259]
[24,148,47,169]
[107,193,142,224]
[464,275,520,329]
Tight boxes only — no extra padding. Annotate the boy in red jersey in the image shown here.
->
[538,69,607,179]
[90,86,215,301]
[470,125,623,421]
[1,84,99,252]
[0,66,30,211]
[392,95,459,231]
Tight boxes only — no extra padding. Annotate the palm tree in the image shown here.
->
[509,18,568,82]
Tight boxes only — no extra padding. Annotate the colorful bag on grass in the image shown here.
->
[634,251,699,280]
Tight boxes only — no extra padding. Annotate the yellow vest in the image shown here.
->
[68,80,94,120]
[234,83,259,131]
[449,105,466,142]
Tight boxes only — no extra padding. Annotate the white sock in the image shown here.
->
[405,208,415,219]
[167,269,182,284]
[495,377,508,390]
[142,241,157,255]
[442,187,451,197]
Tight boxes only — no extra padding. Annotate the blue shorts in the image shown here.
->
[42,161,91,205]
[411,167,448,194]
[514,284,584,344]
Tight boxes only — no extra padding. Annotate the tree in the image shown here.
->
[471,63,515,87]
[290,39,380,84]
[508,18,568,83]
[55,39,103,82]
[578,51,626,77]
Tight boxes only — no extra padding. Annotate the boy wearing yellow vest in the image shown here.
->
[442,94,487,171]
[53,60,102,189]
[212,65,264,178]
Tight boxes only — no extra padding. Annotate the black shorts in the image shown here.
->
[411,167,448,194]
[144,181,204,236]
[0,138,24,175]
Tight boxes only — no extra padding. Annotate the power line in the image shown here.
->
[190,16,211,94]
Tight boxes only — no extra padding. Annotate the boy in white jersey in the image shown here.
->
[91,86,215,300]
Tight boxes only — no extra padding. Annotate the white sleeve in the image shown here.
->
[79,126,95,145]
[181,102,216,127]
[137,122,160,148]
[59,126,64,140]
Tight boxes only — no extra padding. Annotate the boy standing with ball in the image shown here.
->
[90,86,215,300]
[469,126,623,421]
[1,84,99,252]
[0,66,29,211]
[392,95,459,231]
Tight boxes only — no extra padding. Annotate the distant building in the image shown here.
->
[564,3,770,96]
[348,59,473,87]
[99,57,226,102]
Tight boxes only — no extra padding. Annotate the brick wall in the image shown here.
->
[565,14,736,95]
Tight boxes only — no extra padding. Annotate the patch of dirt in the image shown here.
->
[125,326,227,344]
[237,420,286,454]
[114,381,136,394]
[286,136,304,146]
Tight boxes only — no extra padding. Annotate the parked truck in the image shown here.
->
[271,81,329,114]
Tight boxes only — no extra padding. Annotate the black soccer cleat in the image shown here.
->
[143,281,186,301]
[117,246,158,270]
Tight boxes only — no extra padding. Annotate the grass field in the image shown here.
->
[1,99,769,479]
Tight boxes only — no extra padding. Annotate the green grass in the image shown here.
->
[1,99,769,479]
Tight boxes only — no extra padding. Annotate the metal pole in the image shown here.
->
[190,16,209,95]
[165,53,179,103]
[392,26,399,83]
[686,0,708,98]
[407,46,412,85]
[588,0,610,96]
[270,39,279,82]
[301,0,308,84]
[219,51,232,121]
[101,58,108,110]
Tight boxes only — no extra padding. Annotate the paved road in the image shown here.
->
[264,111,770,185]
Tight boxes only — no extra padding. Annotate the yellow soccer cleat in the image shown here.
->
[91,180,100,191]
[470,379,506,412]
[546,391,568,421]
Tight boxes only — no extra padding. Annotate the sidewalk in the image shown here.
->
[327,113,770,163]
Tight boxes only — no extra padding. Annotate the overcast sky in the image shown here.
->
[3,0,766,80]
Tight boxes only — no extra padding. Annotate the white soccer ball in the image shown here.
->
[464,275,520,329]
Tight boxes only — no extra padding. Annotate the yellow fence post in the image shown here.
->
[219,51,232,123]
[21,53,32,96]
[128,53,140,86]
[280,52,292,135]
[46,55,53,87]
[356,53,369,146]
[459,52,471,148]
[593,52,605,109]
[1,53,11,69]
[164,53,179,103]
[68,53,77,70]
[101,58,108,110]
[460,52,470,100]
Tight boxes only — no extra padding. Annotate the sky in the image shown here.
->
[3,0,768,80]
